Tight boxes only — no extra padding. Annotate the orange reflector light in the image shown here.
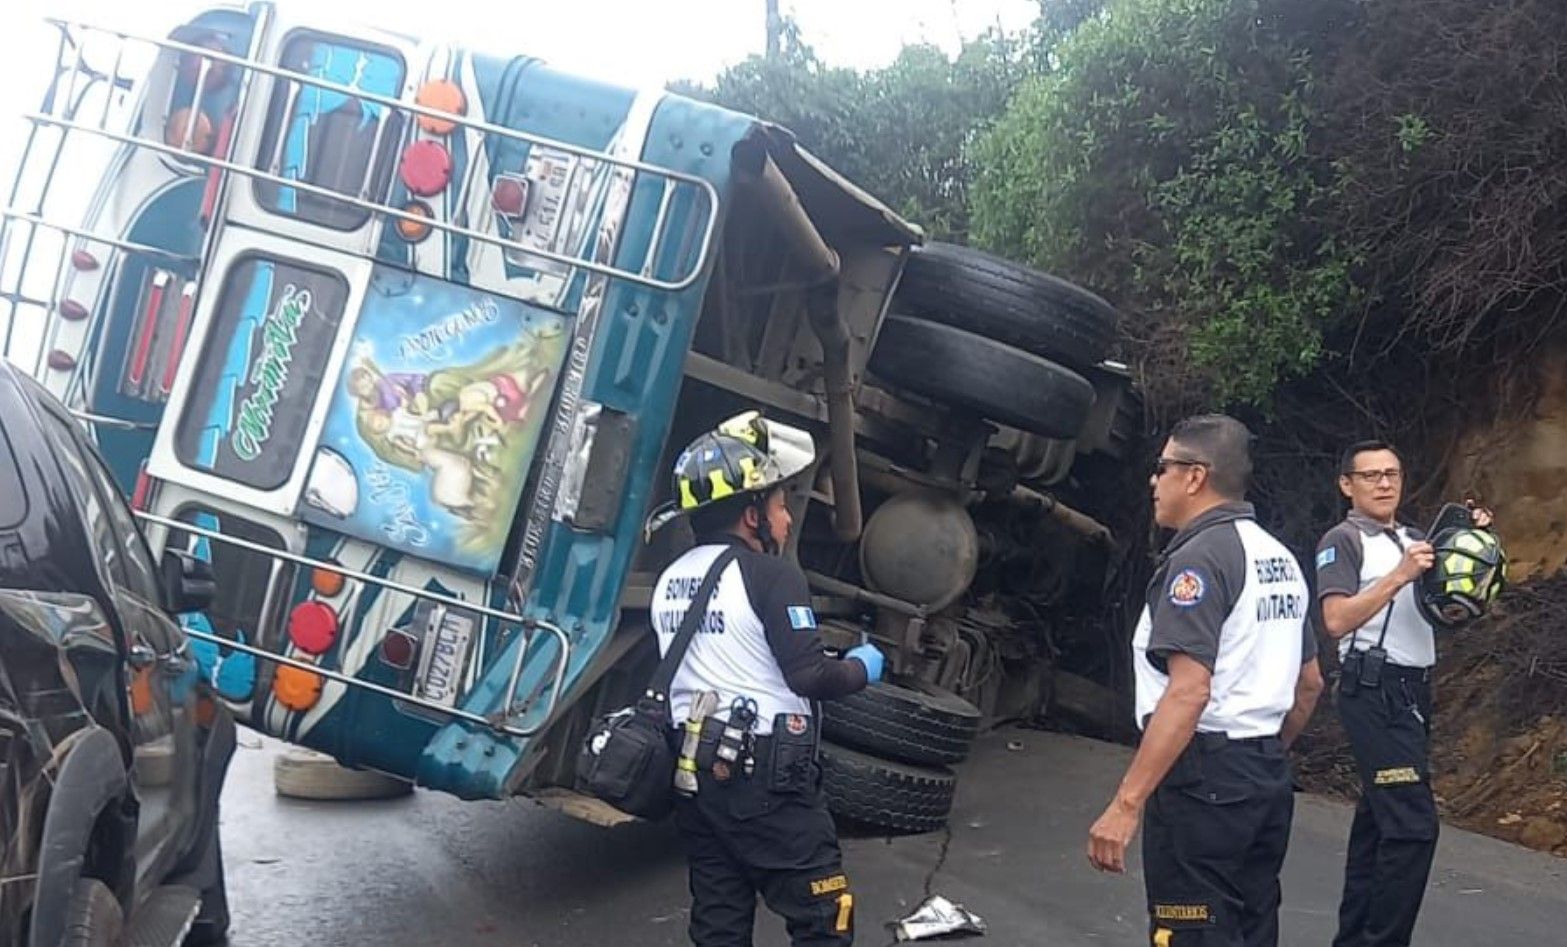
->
[312,567,346,598]
[415,79,466,135]
[395,200,434,242]
[130,666,154,716]
[273,664,323,711]
[287,601,339,655]
[165,107,215,155]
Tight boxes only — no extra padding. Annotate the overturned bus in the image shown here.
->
[0,1,1136,832]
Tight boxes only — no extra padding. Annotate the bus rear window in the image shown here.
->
[174,255,347,489]
[253,31,406,231]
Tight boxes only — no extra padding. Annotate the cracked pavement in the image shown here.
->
[220,729,1567,945]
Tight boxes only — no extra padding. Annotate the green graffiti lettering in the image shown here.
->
[229,285,311,462]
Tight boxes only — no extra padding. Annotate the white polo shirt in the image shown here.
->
[1132,503,1315,739]
[1315,511,1434,668]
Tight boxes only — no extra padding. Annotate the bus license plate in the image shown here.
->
[416,608,474,708]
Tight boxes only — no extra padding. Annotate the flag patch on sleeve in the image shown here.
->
[786,606,818,630]
[1316,546,1336,568]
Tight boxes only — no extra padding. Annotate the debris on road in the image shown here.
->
[890,895,987,941]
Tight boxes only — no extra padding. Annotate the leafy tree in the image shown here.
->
[973,0,1358,410]
[681,19,1032,241]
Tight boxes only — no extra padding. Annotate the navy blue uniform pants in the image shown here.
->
[671,730,853,946]
[1332,672,1438,947]
[1142,735,1295,946]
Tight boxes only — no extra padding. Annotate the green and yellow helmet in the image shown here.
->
[644,411,816,539]
[1418,526,1507,628]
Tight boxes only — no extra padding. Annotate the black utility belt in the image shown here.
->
[675,712,819,792]
[1342,648,1430,692]
[1192,731,1283,753]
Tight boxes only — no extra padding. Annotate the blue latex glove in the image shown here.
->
[846,643,885,684]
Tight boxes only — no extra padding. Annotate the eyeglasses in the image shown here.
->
[1347,468,1403,485]
[1153,456,1209,477]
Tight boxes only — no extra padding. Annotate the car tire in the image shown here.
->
[819,742,956,835]
[273,748,414,801]
[895,242,1118,371]
[822,680,981,767]
[62,879,122,947]
[869,315,1095,439]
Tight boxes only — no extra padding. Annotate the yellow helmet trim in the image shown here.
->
[718,410,763,446]
[679,478,700,510]
[739,456,764,489]
[707,469,736,500]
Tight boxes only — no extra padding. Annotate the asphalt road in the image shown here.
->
[220,729,1567,945]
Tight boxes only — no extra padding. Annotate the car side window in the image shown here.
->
[39,413,125,591]
[40,413,163,603]
[81,450,163,604]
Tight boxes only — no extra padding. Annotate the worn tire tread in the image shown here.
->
[822,681,980,766]
[895,242,1117,370]
[820,742,956,834]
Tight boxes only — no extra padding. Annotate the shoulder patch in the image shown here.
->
[1168,569,1206,608]
[786,606,817,631]
[1316,546,1337,568]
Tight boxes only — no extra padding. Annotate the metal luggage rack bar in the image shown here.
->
[134,510,572,738]
[40,19,722,294]
[0,15,263,405]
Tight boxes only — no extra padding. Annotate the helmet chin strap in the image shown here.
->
[750,493,780,555]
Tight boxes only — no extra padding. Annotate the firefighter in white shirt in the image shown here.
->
[645,411,884,946]
[1088,414,1325,947]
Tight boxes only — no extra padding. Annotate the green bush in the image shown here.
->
[972,0,1359,409]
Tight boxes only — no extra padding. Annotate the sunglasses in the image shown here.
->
[1153,456,1209,477]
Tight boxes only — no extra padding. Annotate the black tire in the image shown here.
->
[869,315,1095,439]
[62,879,122,947]
[895,242,1118,371]
[819,742,956,834]
[822,680,981,766]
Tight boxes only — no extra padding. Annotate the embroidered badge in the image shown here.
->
[810,874,849,896]
[785,713,809,736]
[1168,569,1206,608]
[1374,766,1421,786]
[786,605,817,630]
[1154,903,1211,922]
[1317,546,1337,568]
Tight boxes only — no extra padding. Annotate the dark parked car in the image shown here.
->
[0,360,233,945]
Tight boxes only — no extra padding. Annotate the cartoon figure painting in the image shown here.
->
[303,267,568,573]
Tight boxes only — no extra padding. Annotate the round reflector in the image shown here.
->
[48,350,76,371]
[287,601,338,655]
[58,299,89,321]
[415,79,466,135]
[399,141,452,197]
[312,567,347,598]
[273,664,323,711]
[70,250,99,271]
[394,200,434,242]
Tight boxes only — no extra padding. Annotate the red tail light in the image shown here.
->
[287,601,339,655]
